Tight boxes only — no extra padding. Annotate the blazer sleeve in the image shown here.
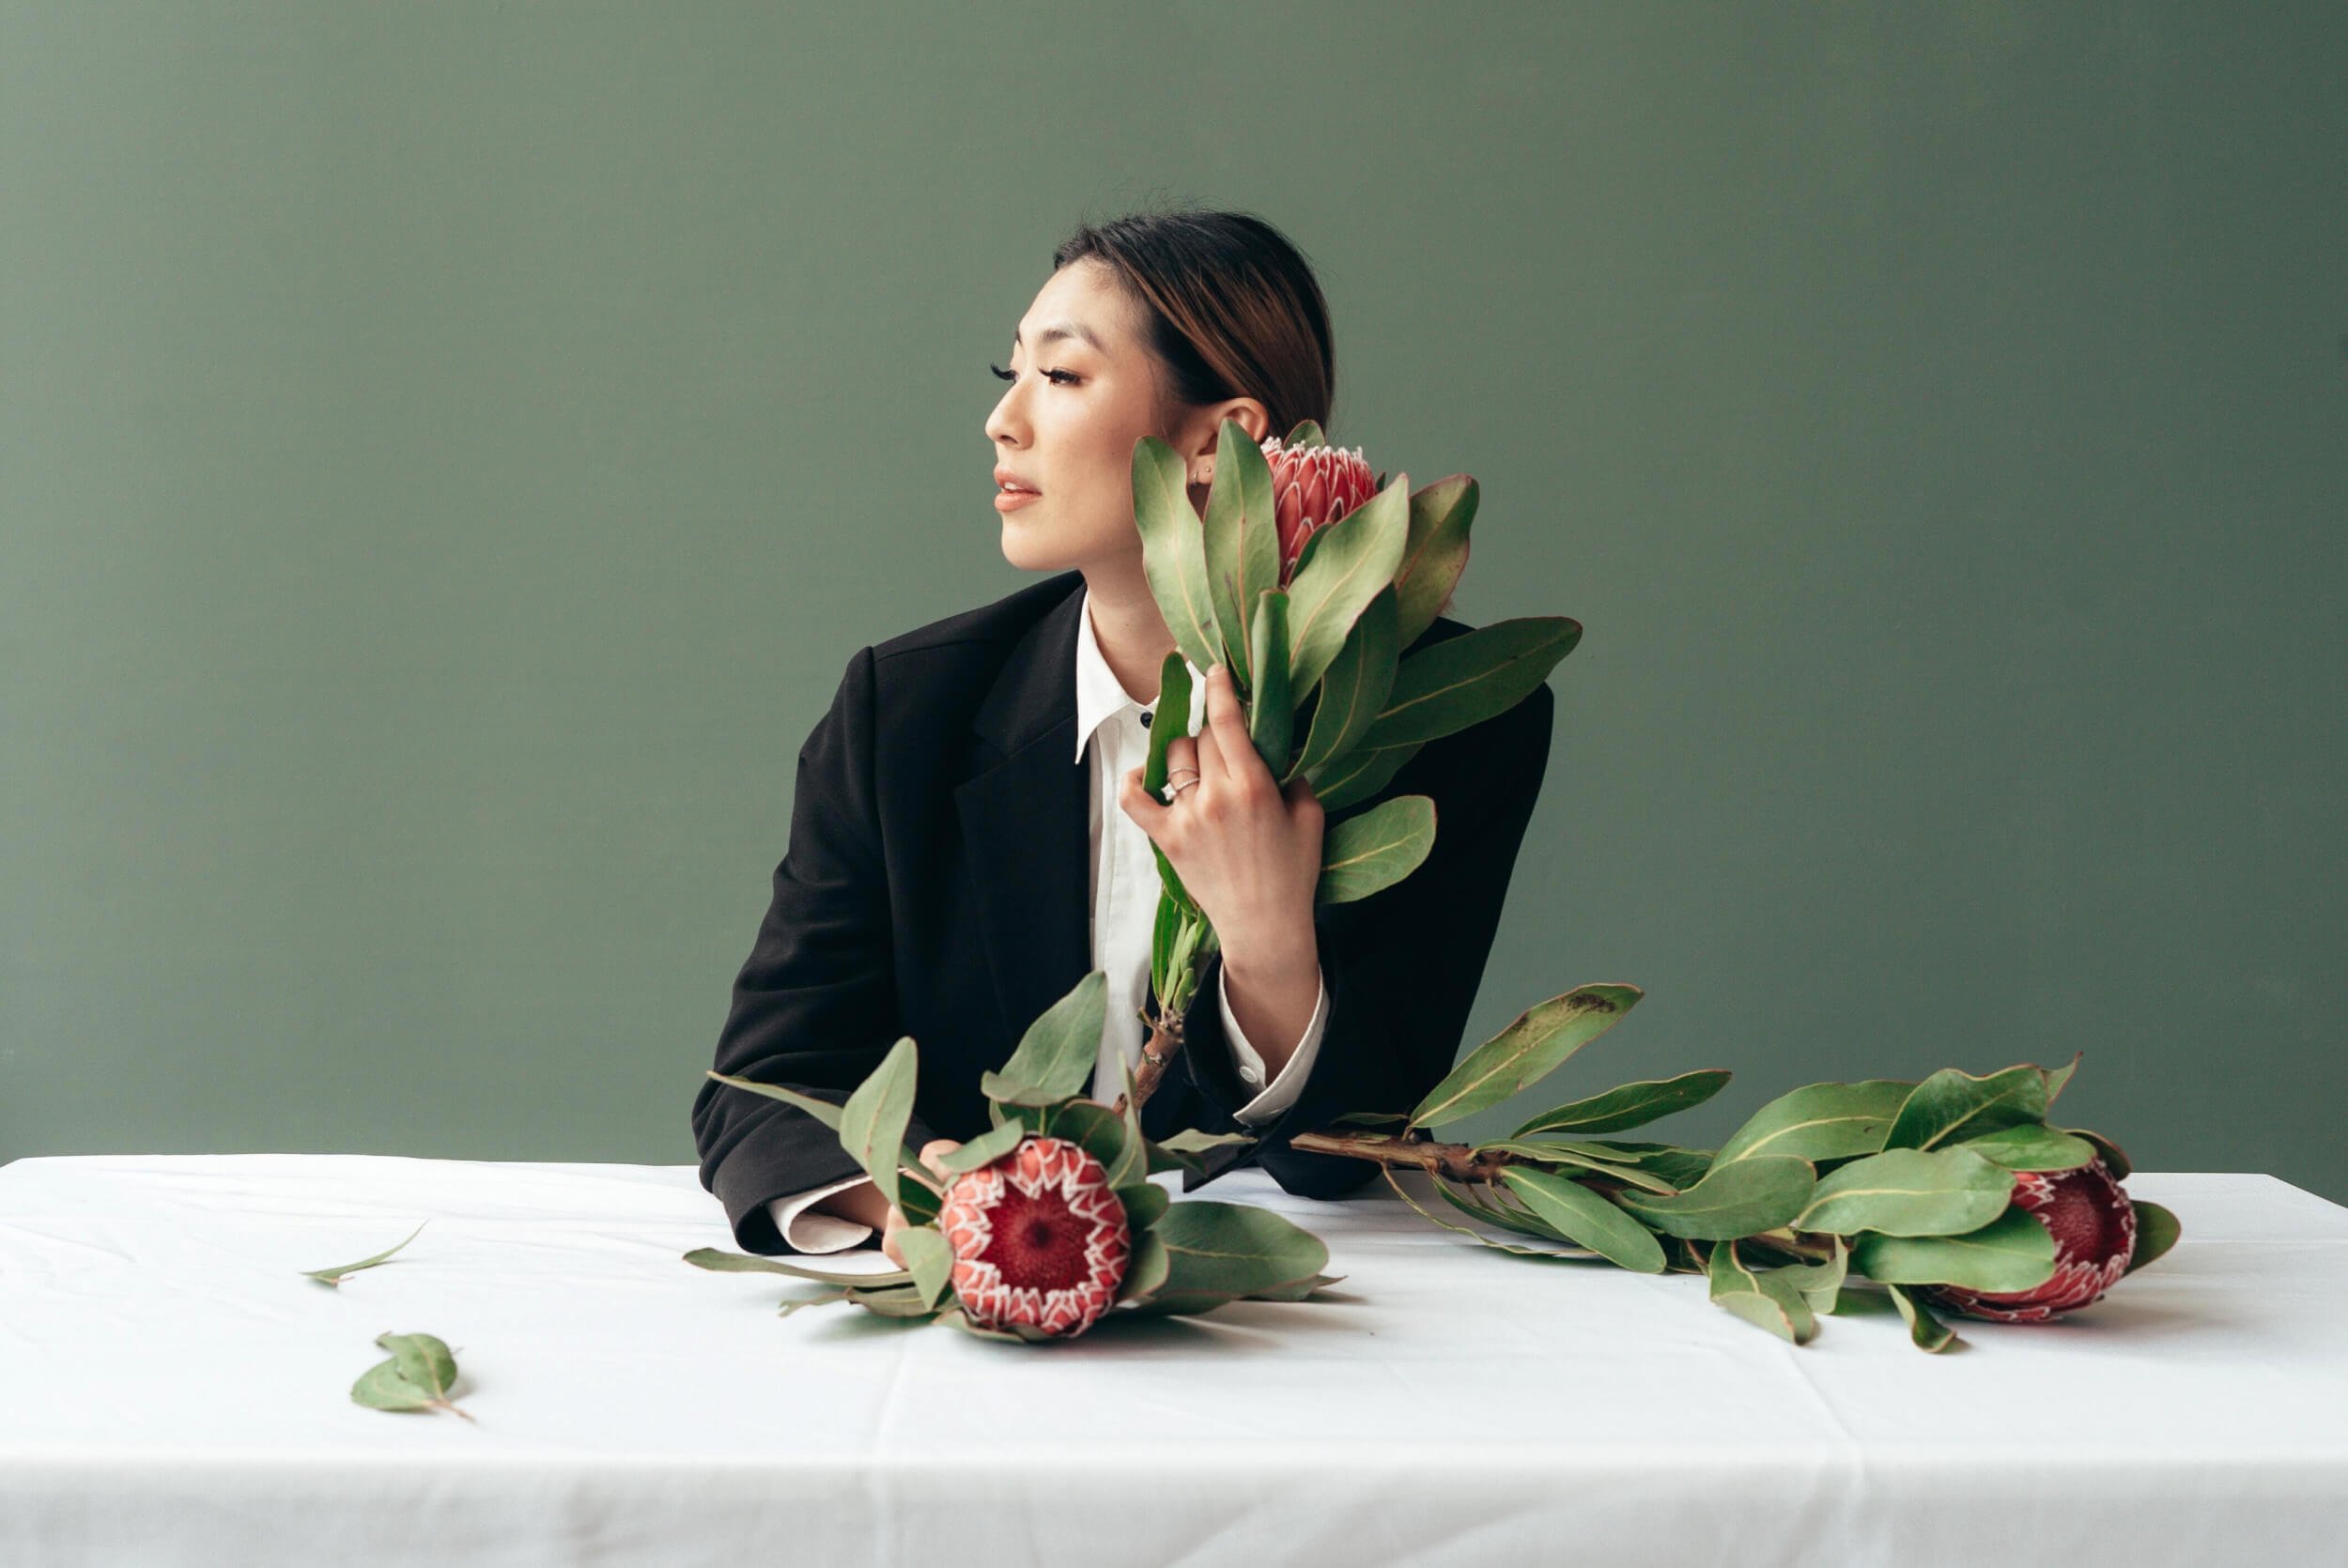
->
[1173,679,1556,1200]
[691,644,941,1253]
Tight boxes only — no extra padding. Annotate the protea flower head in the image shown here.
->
[1260,435,1379,586]
[939,1135,1131,1338]
[1912,1158,2138,1323]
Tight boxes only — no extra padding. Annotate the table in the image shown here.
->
[2,1155,2343,1567]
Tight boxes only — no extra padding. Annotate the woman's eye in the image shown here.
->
[990,363,1077,386]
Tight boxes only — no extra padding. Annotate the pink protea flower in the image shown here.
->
[939,1135,1131,1338]
[1261,436,1379,586]
[1912,1158,2139,1323]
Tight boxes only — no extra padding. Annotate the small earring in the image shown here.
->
[1192,462,1213,484]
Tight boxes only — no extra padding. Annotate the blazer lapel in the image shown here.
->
[953,583,1094,1060]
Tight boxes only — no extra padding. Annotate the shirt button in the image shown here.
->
[1139,710,1152,728]
[1240,1068,1261,1085]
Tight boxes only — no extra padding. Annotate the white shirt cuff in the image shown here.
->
[766,1174,882,1253]
[1220,960,1328,1127]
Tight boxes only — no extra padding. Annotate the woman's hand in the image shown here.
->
[1118,662,1324,954]
[881,1139,961,1268]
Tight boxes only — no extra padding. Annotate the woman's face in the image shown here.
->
[981,260,1182,574]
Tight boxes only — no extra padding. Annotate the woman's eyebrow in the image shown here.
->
[1012,321,1102,352]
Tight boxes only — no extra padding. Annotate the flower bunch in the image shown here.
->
[692,971,1338,1342]
[1120,418,1577,1111]
[1263,978,2178,1352]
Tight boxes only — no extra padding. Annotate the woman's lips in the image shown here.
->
[994,487,1042,512]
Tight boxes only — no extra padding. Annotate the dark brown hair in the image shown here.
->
[1052,205,1336,444]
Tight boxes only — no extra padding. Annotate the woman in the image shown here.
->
[691,208,1554,1267]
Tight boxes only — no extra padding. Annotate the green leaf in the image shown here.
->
[846,1282,944,1319]
[1359,617,1579,750]
[1498,1167,1668,1272]
[1041,1099,1132,1178]
[1432,1171,1589,1242]
[1114,1228,1172,1306]
[1955,1124,2097,1172]
[1288,585,1398,784]
[301,1220,427,1286]
[377,1330,459,1404]
[1243,1270,1346,1302]
[840,1037,921,1214]
[1390,475,1477,652]
[777,1287,855,1318]
[893,1225,955,1311]
[681,1245,914,1291]
[1384,1167,1605,1260]
[981,971,1109,1107]
[1408,983,1645,1130]
[1117,1200,1329,1315]
[1281,419,1329,449]
[936,1118,1029,1173]
[1202,416,1281,693]
[1469,1141,1683,1195]
[1711,1080,1915,1166]
[2124,1200,2181,1276]
[2044,1050,2083,1106]
[1247,588,1294,779]
[1789,1146,2016,1237]
[1116,1180,1170,1230]
[1707,1238,1819,1345]
[1881,1065,2053,1153]
[1306,738,1423,814]
[1107,1055,1148,1188]
[1133,436,1226,675]
[1615,1155,1816,1239]
[1775,1235,1850,1315]
[1849,1207,2059,1292]
[350,1356,438,1414]
[359,1332,472,1420]
[1281,473,1412,699]
[1885,1283,1959,1351]
[1141,654,1195,799]
[1508,1070,1733,1139]
[1317,793,1434,905]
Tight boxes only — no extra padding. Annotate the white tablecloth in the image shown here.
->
[1,1154,2342,1567]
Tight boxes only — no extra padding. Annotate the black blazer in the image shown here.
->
[692,567,1555,1253]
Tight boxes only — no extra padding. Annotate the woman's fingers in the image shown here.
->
[882,1138,964,1268]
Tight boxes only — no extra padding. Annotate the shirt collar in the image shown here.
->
[1074,585,1209,763]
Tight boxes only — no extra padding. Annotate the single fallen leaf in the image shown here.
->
[303,1221,428,1286]
[350,1330,474,1422]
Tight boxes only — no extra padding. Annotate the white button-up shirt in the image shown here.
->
[766,586,1330,1254]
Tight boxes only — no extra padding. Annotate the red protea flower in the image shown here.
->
[938,1135,1130,1339]
[1912,1158,2139,1322]
[1261,436,1379,586]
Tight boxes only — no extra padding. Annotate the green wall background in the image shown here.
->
[6,5,2342,1201]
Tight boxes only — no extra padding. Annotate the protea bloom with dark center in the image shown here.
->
[939,1135,1130,1338]
[1913,1158,2139,1323]
[1261,435,1379,586]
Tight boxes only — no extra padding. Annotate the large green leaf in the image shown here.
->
[2124,1200,2180,1275]
[1316,793,1434,905]
[980,971,1108,1107]
[1307,738,1422,814]
[1790,1146,2017,1237]
[1508,1070,1733,1139]
[1408,983,1645,1130]
[1359,617,1580,750]
[1615,1154,1816,1240]
[1433,1173,1585,1241]
[1142,654,1195,798]
[1282,475,1411,699]
[1881,1065,2052,1152]
[1247,588,1294,779]
[1289,585,1398,788]
[1849,1207,2059,1292]
[1499,1167,1668,1272]
[1115,1228,1172,1306]
[1708,1239,1819,1345]
[840,1037,920,1214]
[1390,475,1476,651]
[1132,436,1224,675]
[1383,1167,1608,1261]
[1955,1123,2097,1172]
[1885,1283,1958,1351]
[1201,416,1281,692]
[893,1225,955,1311]
[1119,1199,1331,1315]
[935,1118,1028,1173]
[1712,1080,1914,1166]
